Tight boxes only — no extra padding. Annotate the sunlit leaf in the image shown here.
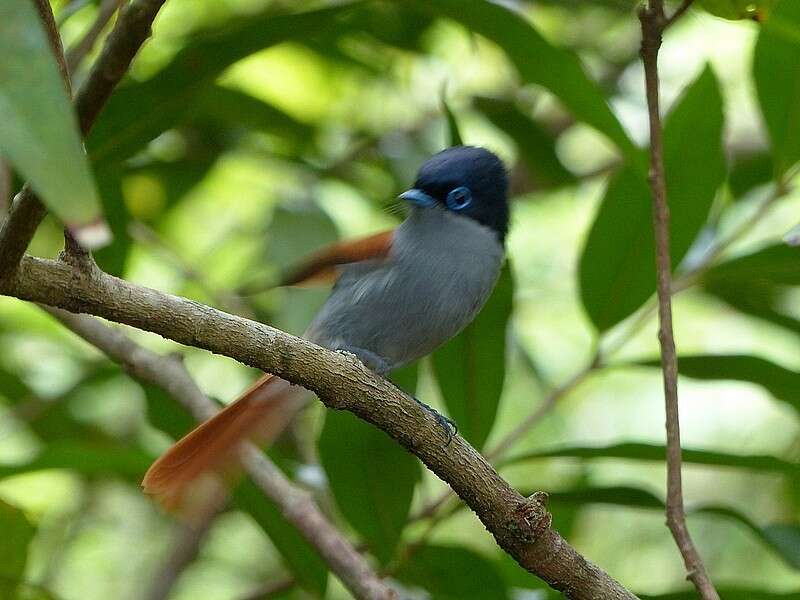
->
[403,0,640,167]
[579,66,726,331]
[0,0,108,246]
[754,0,800,176]
[431,264,513,449]
[318,409,421,564]
[502,442,799,475]
[396,545,509,600]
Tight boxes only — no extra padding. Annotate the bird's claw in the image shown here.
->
[414,397,458,446]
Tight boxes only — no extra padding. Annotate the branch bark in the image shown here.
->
[42,306,396,600]
[639,2,718,599]
[5,256,636,600]
[0,0,168,280]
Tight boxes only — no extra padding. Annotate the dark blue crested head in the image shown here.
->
[399,146,509,242]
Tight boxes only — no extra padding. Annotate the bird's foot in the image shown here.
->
[414,397,457,446]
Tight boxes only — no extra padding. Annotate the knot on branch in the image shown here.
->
[511,491,551,543]
[59,231,97,273]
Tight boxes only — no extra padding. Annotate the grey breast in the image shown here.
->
[305,207,504,372]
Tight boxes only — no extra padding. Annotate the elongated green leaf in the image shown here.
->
[580,66,726,331]
[403,0,640,166]
[0,0,107,245]
[143,385,328,595]
[704,243,800,285]
[546,485,800,570]
[640,589,800,600]
[729,152,775,198]
[502,442,799,475]
[87,4,354,165]
[754,0,800,176]
[318,409,420,564]
[0,500,35,599]
[396,545,509,600]
[474,97,574,190]
[638,354,800,414]
[431,264,513,449]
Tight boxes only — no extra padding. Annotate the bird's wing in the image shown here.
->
[279,229,394,287]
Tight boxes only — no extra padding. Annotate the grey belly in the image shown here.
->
[305,260,496,371]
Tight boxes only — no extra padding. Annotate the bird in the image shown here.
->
[142,145,510,508]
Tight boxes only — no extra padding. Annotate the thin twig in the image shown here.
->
[664,0,694,29]
[639,2,718,598]
[66,0,122,75]
[42,306,397,600]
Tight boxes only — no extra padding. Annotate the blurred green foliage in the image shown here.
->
[1,0,800,599]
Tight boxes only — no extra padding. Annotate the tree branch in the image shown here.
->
[6,257,637,600]
[639,2,718,599]
[0,0,168,281]
[42,306,396,600]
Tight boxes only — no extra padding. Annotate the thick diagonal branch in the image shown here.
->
[43,306,396,600]
[3,256,635,600]
[0,0,168,280]
[639,2,718,599]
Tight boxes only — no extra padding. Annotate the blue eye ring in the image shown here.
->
[446,186,472,211]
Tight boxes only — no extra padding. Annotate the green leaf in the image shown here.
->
[474,96,575,190]
[87,4,355,166]
[403,0,640,166]
[0,500,35,588]
[431,264,513,449]
[704,243,800,286]
[0,0,107,245]
[191,85,314,147]
[545,485,800,570]
[396,545,509,600]
[729,152,775,198]
[318,410,420,564]
[501,442,799,475]
[637,354,800,414]
[233,481,329,596]
[579,66,726,331]
[754,0,800,176]
[640,589,800,600]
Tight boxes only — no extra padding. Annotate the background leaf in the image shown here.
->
[502,441,799,475]
[0,0,106,243]
[318,408,421,564]
[404,0,639,165]
[580,66,726,331]
[0,500,35,597]
[396,545,509,600]
[431,264,513,448]
[754,0,800,176]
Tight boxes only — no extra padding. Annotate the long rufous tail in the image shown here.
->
[142,374,304,509]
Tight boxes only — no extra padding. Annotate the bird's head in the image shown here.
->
[399,146,509,242]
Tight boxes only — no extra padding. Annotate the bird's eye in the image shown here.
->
[446,186,472,211]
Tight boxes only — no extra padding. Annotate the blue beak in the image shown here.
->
[399,188,437,208]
